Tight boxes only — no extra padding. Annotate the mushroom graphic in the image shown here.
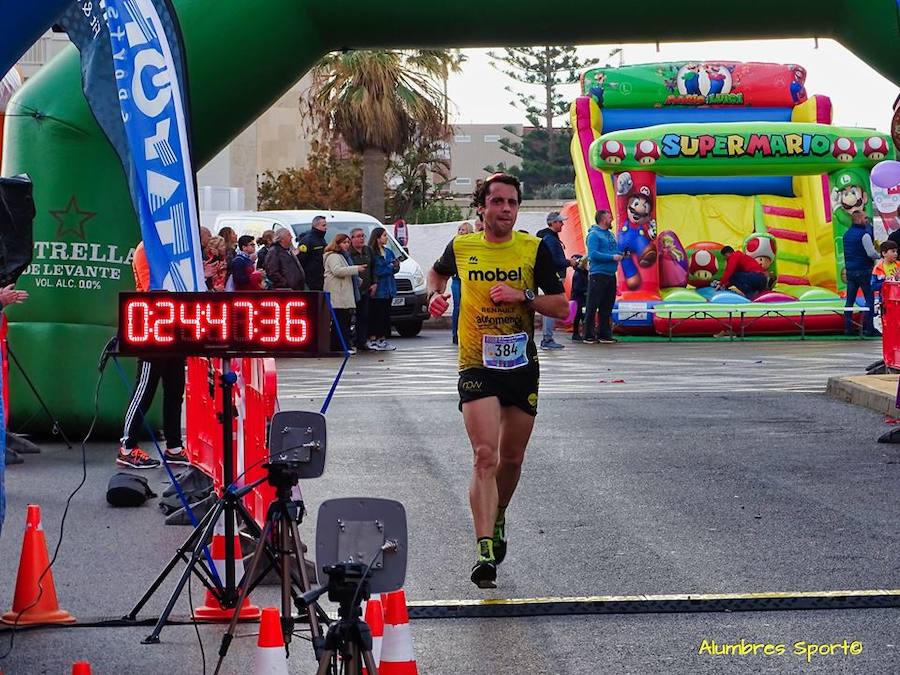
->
[863,137,889,161]
[635,139,660,165]
[745,235,776,269]
[688,249,718,288]
[832,137,857,162]
[600,140,626,165]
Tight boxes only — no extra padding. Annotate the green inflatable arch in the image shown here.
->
[3,0,900,434]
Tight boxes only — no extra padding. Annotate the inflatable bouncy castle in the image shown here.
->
[569,62,897,336]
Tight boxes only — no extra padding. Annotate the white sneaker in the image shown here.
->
[365,339,380,350]
[378,339,397,351]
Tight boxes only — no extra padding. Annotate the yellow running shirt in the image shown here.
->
[434,231,564,371]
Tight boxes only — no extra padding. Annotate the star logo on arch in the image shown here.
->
[50,196,96,240]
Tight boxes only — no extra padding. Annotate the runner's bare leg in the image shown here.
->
[496,405,535,508]
[463,397,503,538]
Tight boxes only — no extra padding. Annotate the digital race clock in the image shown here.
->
[117,292,332,357]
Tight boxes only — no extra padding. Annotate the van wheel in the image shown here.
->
[395,321,423,338]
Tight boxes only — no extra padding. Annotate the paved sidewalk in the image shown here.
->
[826,374,900,417]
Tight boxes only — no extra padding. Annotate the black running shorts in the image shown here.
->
[457,361,540,416]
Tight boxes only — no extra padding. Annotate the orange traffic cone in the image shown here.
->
[253,607,288,675]
[362,597,384,675]
[72,662,92,674]
[1,505,75,625]
[379,590,417,675]
[193,511,260,622]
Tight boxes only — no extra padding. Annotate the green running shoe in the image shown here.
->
[492,515,507,565]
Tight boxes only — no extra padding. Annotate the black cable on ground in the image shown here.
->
[0,357,104,661]
[188,576,206,675]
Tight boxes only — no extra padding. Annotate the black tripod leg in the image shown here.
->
[361,649,378,675]
[315,649,336,675]
[125,497,220,621]
[289,516,324,648]
[213,514,276,675]
[280,505,296,653]
[143,498,225,644]
[7,345,72,448]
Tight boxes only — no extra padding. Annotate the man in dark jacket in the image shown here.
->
[843,210,880,336]
[536,211,573,350]
[296,215,328,291]
[349,227,375,350]
[265,228,306,290]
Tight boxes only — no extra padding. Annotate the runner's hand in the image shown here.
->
[428,291,450,317]
[489,283,525,304]
[0,284,27,307]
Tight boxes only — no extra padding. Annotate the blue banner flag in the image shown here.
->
[59,0,203,291]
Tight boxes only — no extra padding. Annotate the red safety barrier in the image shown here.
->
[883,281,900,370]
[185,357,278,526]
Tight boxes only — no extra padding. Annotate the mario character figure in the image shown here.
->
[789,65,807,103]
[682,63,701,95]
[588,72,607,107]
[704,64,727,95]
[618,185,658,290]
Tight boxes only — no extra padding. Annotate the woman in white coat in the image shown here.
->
[324,233,365,353]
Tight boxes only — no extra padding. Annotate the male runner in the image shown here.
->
[427,173,568,588]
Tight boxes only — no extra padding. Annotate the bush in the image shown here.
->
[409,202,464,224]
[532,183,576,200]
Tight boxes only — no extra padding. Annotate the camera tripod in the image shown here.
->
[125,361,326,648]
[213,461,327,673]
[300,562,379,675]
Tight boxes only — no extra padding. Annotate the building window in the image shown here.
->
[455,177,472,186]
[454,134,471,143]
[483,134,501,143]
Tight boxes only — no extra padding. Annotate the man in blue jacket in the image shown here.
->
[584,209,622,344]
[537,211,574,350]
[843,210,880,336]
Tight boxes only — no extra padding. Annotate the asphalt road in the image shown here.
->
[1,331,897,674]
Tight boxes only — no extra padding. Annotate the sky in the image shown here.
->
[445,39,898,132]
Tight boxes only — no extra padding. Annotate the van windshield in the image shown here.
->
[288,221,407,260]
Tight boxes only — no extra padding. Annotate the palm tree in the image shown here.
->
[408,49,467,127]
[306,50,447,221]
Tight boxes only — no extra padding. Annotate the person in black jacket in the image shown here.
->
[265,228,306,290]
[296,215,328,291]
[536,211,574,350]
[570,254,588,341]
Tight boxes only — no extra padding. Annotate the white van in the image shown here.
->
[212,210,429,336]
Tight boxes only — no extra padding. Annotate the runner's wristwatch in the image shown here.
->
[522,288,536,304]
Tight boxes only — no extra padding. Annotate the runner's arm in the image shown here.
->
[427,240,457,316]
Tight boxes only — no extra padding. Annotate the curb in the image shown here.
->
[826,375,900,416]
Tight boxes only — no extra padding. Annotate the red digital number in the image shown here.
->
[153,300,176,343]
[258,300,281,344]
[284,300,308,343]
[179,301,203,340]
[205,302,229,341]
[126,300,151,343]
[233,300,255,341]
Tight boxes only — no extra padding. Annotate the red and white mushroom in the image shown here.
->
[635,139,660,165]
[745,235,776,267]
[688,249,719,287]
[600,140,626,164]
[863,136,889,161]
[832,137,857,162]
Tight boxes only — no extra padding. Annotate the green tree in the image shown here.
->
[487,46,620,195]
[388,134,452,220]
[304,50,450,221]
[257,140,362,211]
